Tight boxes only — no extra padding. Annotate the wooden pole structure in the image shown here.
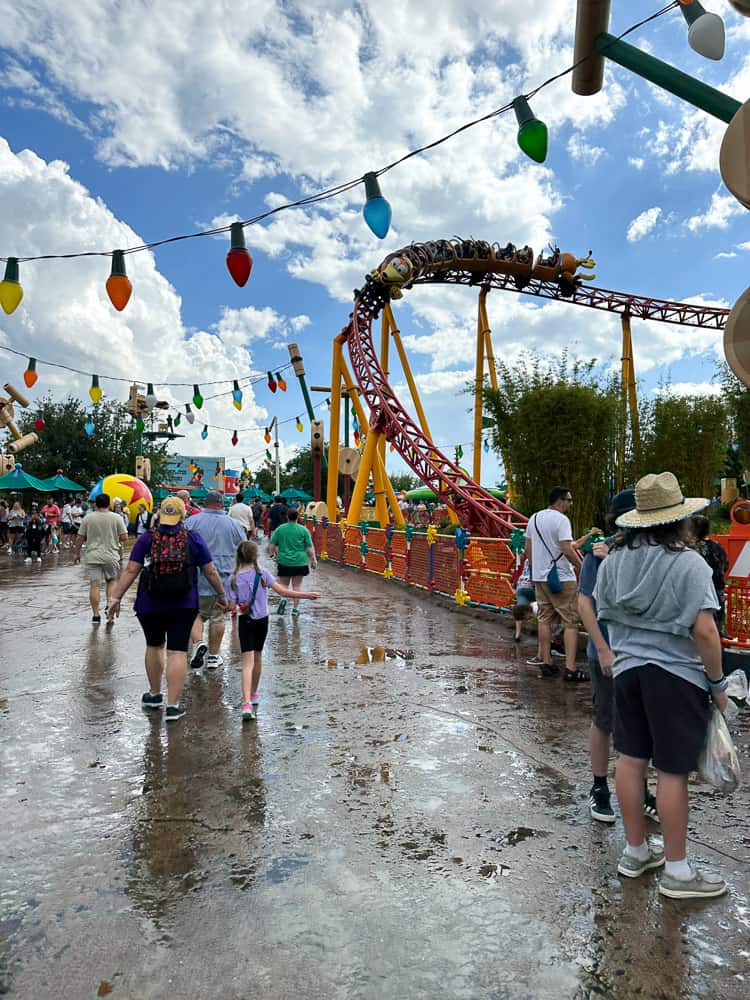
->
[473,288,489,485]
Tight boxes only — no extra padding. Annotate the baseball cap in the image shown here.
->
[610,489,636,520]
[159,496,186,525]
[204,489,224,506]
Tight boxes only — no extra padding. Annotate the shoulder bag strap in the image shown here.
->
[251,571,261,603]
[532,514,563,564]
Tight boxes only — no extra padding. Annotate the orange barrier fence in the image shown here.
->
[306,517,517,611]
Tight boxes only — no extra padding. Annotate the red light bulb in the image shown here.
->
[267,371,277,393]
[231,430,238,446]
[226,223,253,287]
[34,418,45,431]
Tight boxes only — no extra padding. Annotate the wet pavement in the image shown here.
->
[1,548,749,1000]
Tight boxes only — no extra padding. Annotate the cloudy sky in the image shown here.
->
[0,1,748,486]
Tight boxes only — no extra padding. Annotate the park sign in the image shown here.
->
[166,454,225,489]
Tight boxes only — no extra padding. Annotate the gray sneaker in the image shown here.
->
[658,868,727,900]
[617,839,665,878]
[525,655,544,666]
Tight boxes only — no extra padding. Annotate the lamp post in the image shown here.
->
[267,416,281,496]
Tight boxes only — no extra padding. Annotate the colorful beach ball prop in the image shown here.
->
[89,474,153,522]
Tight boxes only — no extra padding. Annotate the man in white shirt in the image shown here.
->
[228,493,255,538]
[524,486,583,680]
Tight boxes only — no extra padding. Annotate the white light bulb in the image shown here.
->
[688,11,725,60]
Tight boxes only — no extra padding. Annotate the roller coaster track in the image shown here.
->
[343,240,730,537]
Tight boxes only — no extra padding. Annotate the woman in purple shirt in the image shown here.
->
[107,496,227,722]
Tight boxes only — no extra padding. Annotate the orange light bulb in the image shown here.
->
[106,250,132,311]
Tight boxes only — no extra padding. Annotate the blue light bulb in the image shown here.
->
[201,425,208,440]
[362,172,392,240]
[84,420,95,436]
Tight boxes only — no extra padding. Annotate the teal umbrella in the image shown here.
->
[280,486,313,502]
[38,471,87,493]
[0,465,55,491]
[245,486,272,502]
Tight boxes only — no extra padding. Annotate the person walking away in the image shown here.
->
[578,489,659,825]
[693,514,729,634]
[185,490,246,670]
[594,472,728,900]
[268,507,317,615]
[24,511,46,563]
[106,496,227,721]
[74,493,128,623]
[267,496,289,535]
[0,500,8,547]
[226,540,320,721]
[524,487,584,679]
[250,499,263,538]
[228,492,255,538]
[176,490,200,517]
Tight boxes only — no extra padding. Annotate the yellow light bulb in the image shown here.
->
[0,258,23,315]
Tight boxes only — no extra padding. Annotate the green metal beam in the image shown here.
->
[594,32,741,124]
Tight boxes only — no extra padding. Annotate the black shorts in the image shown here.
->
[137,608,198,652]
[277,563,309,578]
[613,665,710,774]
[590,657,614,735]
[238,614,269,653]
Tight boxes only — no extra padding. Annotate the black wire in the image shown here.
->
[0,341,291,392]
[1,3,678,265]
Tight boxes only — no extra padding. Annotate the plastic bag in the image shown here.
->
[724,670,748,724]
[698,706,742,794]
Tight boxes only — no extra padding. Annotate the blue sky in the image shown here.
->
[0,1,749,487]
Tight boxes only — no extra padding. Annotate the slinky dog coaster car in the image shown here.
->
[0,383,38,454]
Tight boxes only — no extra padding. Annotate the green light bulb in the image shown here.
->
[513,96,548,164]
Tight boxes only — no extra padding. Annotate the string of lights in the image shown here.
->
[0,0,682,306]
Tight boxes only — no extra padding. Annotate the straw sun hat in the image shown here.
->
[615,472,708,529]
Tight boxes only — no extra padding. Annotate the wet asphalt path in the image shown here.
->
[1,547,749,999]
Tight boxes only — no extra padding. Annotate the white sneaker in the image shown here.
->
[36,557,42,563]
[205,654,224,670]
[24,557,31,563]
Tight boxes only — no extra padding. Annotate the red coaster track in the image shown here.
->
[342,239,730,537]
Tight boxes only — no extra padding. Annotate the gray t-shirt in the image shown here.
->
[78,510,125,565]
[595,543,719,691]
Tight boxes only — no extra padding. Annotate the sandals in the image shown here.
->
[539,662,560,677]
[562,668,589,683]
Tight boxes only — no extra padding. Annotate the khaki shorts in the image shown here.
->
[535,580,579,628]
[199,594,226,625]
[85,560,120,583]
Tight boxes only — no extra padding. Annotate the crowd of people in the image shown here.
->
[2,474,736,903]
[105,490,319,723]
[520,474,731,901]
[0,496,86,559]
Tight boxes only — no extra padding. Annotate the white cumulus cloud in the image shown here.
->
[626,207,662,242]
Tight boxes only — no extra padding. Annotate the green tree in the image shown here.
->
[2,395,168,488]
[483,353,618,533]
[640,391,727,498]
[389,471,419,492]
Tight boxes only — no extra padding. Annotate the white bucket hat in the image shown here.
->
[615,471,708,528]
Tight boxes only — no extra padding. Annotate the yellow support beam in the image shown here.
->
[327,337,345,519]
[386,304,432,439]
[473,288,489,484]
[347,425,379,525]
